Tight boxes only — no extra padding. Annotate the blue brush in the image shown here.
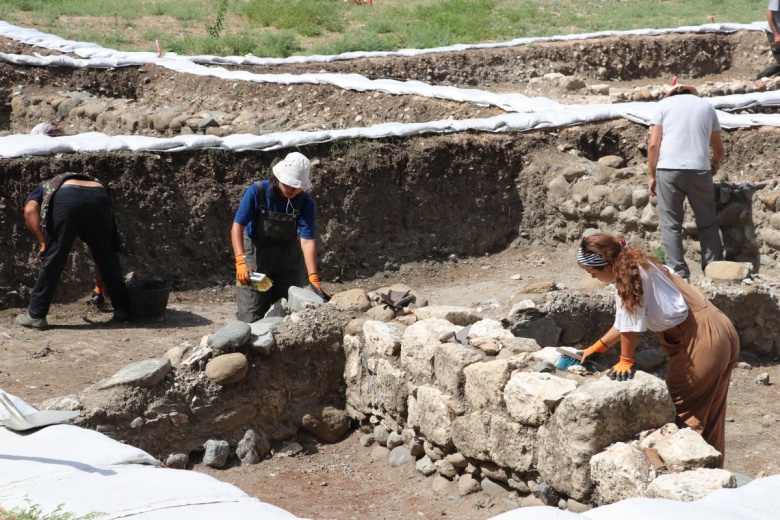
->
[556,353,582,371]
[555,347,583,371]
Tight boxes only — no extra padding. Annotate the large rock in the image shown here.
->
[639,423,722,468]
[589,442,651,505]
[536,372,676,501]
[504,372,578,426]
[330,288,371,312]
[705,261,753,281]
[300,405,350,443]
[467,318,514,340]
[96,358,171,389]
[401,318,459,384]
[204,353,249,385]
[208,320,251,350]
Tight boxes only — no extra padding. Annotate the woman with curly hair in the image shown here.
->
[577,232,739,464]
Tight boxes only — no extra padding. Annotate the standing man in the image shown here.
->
[757,1,780,79]
[647,85,725,280]
[16,172,130,329]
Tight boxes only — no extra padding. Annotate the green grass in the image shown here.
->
[0,0,764,57]
[0,502,104,520]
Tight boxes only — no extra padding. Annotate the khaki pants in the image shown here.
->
[658,275,739,465]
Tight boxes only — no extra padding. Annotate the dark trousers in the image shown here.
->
[28,185,129,319]
[757,32,780,79]
[236,232,305,323]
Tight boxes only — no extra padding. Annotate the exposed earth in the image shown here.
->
[2,26,780,520]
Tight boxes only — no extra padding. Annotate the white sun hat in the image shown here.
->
[272,152,312,190]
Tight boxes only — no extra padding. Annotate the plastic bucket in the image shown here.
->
[127,279,170,320]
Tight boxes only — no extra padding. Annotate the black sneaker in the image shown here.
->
[88,291,106,307]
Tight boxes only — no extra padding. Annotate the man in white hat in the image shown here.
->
[647,85,725,280]
[231,151,329,322]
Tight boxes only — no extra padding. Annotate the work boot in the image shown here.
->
[15,313,49,330]
[111,308,131,323]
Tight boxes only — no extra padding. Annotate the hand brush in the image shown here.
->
[235,256,273,292]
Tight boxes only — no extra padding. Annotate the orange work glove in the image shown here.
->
[235,254,250,285]
[579,339,608,366]
[608,356,636,382]
[37,242,46,263]
[308,273,331,301]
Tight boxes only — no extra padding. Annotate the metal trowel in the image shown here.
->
[0,392,80,431]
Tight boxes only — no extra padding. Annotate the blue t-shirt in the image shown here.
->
[233,179,315,240]
[26,185,44,205]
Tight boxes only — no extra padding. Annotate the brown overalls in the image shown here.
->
[657,274,740,466]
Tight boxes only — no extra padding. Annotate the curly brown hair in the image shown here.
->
[580,233,671,315]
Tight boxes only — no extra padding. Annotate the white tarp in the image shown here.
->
[487,476,780,520]
[0,390,303,519]
[3,19,780,158]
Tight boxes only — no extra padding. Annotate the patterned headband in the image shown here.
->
[577,247,609,267]
[577,237,626,267]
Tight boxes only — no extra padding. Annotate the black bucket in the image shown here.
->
[127,279,170,321]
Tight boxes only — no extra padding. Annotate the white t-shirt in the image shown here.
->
[614,264,688,333]
[767,0,780,34]
[650,94,720,171]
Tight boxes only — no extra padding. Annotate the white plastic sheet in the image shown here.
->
[0,390,302,520]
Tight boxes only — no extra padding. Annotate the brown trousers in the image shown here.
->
[657,275,739,466]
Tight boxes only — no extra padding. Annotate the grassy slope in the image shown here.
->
[0,0,764,57]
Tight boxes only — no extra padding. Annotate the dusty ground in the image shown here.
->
[2,246,779,520]
[2,26,780,519]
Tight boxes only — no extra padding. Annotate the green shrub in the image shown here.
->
[652,246,666,264]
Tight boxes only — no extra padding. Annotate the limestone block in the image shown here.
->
[598,155,626,168]
[414,305,480,326]
[705,261,753,281]
[451,411,535,473]
[204,353,249,385]
[467,318,514,340]
[536,372,676,501]
[401,318,459,384]
[434,342,484,395]
[639,423,722,468]
[330,288,371,312]
[373,358,408,417]
[363,320,404,357]
[407,394,419,429]
[82,102,106,121]
[618,206,639,226]
[417,385,454,447]
[590,442,651,505]
[504,372,578,426]
[645,469,736,501]
[586,163,616,185]
[464,360,515,410]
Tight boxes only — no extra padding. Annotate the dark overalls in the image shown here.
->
[236,182,306,322]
